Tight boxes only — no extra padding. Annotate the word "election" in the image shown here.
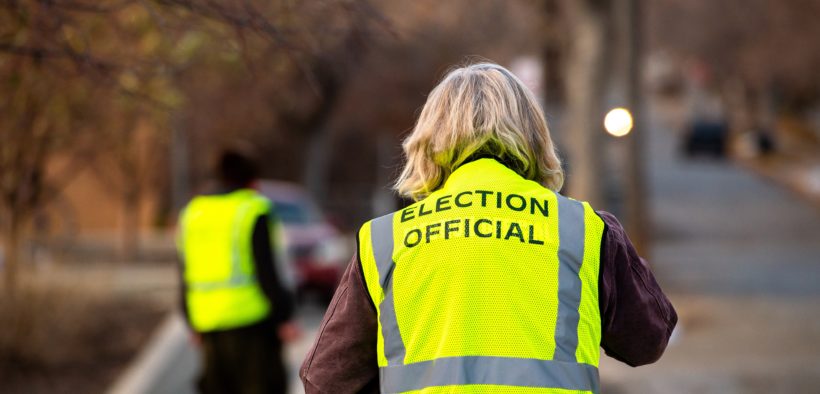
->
[400,190,549,223]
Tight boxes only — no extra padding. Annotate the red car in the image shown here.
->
[257,181,351,302]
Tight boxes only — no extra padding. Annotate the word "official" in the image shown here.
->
[403,218,545,248]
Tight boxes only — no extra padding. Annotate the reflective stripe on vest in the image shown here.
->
[362,159,602,393]
[380,356,598,393]
[186,275,256,291]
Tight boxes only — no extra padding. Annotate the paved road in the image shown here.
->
[599,107,820,393]
[646,121,820,297]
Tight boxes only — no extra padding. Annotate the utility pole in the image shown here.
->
[171,116,190,214]
[560,0,611,208]
[622,0,649,254]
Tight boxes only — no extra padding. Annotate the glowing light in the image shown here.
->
[604,107,633,137]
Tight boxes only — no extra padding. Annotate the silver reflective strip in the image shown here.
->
[380,356,599,393]
[188,275,256,291]
[554,195,586,362]
[230,200,256,279]
[370,213,406,365]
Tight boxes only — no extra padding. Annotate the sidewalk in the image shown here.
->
[107,303,325,394]
[740,154,820,209]
[601,295,820,393]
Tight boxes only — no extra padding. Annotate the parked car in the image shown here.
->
[257,181,350,302]
[683,119,729,158]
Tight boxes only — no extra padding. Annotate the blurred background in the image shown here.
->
[1,0,819,393]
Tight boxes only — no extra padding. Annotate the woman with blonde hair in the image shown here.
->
[301,62,676,393]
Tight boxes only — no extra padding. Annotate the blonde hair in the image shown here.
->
[394,62,564,200]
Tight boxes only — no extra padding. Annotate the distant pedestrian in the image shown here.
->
[178,147,300,394]
[300,62,677,393]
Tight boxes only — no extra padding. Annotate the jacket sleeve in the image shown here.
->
[597,211,677,366]
[252,213,295,325]
[177,255,192,328]
[300,252,380,394]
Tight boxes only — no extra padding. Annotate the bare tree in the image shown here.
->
[649,0,820,130]
[0,0,385,291]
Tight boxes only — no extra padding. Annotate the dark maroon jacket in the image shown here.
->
[300,211,677,393]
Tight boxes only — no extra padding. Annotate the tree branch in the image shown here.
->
[48,0,138,13]
[0,43,121,73]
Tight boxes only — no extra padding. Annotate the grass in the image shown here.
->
[0,269,169,394]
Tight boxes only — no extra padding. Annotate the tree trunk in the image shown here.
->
[171,123,190,213]
[121,188,140,262]
[301,61,343,205]
[303,127,334,202]
[302,27,367,204]
[561,0,610,207]
[3,213,23,295]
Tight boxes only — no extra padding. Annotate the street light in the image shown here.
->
[604,107,633,137]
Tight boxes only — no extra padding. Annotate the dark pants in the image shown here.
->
[198,320,287,394]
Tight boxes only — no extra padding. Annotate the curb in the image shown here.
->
[107,313,198,394]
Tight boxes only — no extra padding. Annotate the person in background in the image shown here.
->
[178,147,300,394]
[300,62,677,393]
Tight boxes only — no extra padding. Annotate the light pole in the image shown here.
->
[621,0,649,254]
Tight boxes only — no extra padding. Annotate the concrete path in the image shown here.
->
[108,315,198,394]
[108,303,325,394]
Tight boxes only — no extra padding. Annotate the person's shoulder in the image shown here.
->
[551,191,604,216]
[179,194,208,215]
[594,210,631,247]
[245,189,272,206]
[355,206,407,249]
[594,210,622,229]
[358,210,396,231]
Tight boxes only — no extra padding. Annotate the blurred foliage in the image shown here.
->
[177,0,546,226]
[0,0,383,213]
[0,0,556,268]
[0,272,165,393]
[649,0,820,109]
[0,0,386,284]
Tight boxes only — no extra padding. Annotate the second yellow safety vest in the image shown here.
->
[178,189,274,332]
[358,158,605,393]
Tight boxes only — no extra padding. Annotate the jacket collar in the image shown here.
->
[442,158,523,191]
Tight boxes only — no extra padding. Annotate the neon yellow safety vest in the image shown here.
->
[358,159,605,393]
[178,189,274,332]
